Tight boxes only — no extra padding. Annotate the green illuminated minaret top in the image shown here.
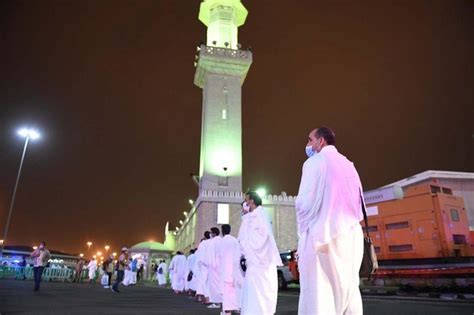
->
[194,0,252,193]
[198,0,248,50]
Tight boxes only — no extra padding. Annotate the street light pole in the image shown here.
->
[0,136,30,258]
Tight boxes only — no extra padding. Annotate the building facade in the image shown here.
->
[172,190,298,253]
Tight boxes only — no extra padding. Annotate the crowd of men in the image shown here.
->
[70,247,146,291]
[22,127,366,315]
[163,190,283,315]
[162,127,366,315]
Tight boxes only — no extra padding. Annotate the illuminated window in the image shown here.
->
[217,203,229,224]
[222,109,227,120]
[450,209,460,222]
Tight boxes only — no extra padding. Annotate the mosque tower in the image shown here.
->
[194,0,252,194]
[167,1,297,253]
[187,0,252,247]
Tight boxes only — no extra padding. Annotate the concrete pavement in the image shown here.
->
[1,279,473,314]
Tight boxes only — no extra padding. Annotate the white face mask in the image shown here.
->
[305,145,315,158]
[242,202,250,213]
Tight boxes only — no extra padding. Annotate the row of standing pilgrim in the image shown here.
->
[166,190,283,315]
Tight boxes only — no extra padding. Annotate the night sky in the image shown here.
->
[0,1,472,255]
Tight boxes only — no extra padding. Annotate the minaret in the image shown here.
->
[172,1,297,253]
[194,0,252,194]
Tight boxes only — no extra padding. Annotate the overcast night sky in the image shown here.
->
[0,0,473,254]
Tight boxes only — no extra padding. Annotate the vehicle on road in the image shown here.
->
[277,250,299,290]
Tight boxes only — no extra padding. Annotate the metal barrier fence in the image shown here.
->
[0,266,92,282]
[0,266,161,283]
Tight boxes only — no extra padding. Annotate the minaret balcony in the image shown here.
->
[194,44,252,88]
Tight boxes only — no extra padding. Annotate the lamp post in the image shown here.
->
[0,128,40,259]
[104,245,110,255]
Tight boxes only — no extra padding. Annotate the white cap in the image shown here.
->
[121,247,128,251]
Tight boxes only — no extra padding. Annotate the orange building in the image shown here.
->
[364,182,473,260]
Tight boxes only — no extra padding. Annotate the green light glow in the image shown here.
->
[256,188,267,198]
[196,1,250,192]
[199,0,248,49]
[199,0,248,27]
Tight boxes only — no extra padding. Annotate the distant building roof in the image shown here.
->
[383,170,474,188]
[129,241,172,252]
[3,245,77,257]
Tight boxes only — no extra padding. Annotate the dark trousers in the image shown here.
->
[33,266,45,291]
[112,270,124,291]
[74,270,82,282]
[106,272,112,286]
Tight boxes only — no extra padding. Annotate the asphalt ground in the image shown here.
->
[1,280,473,314]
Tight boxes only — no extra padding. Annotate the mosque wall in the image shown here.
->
[171,191,298,254]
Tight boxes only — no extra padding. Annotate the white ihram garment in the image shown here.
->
[157,262,167,285]
[191,251,200,291]
[238,206,282,315]
[169,254,187,292]
[130,271,137,284]
[185,253,197,291]
[122,268,132,286]
[195,239,210,297]
[87,260,97,280]
[295,145,365,315]
[218,234,243,312]
[206,236,223,304]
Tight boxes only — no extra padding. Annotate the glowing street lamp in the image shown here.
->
[18,128,40,140]
[79,253,84,258]
[0,127,41,257]
[33,246,38,250]
[93,255,96,259]
[86,242,92,251]
[96,251,102,257]
[112,252,117,257]
[104,245,110,253]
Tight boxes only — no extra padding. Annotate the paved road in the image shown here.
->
[0,280,473,314]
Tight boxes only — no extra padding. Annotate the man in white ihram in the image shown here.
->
[205,227,223,309]
[296,127,364,315]
[157,260,167,287]
[169,251,187,293]
[87,257,98,283]
[239,191,283,315]
[185,249,197,294]
[218,224,243,315]
[195,231,211,304]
